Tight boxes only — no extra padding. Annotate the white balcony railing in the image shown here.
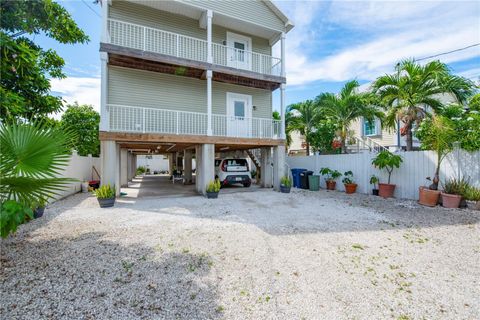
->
[107,19,282,77]
[108,104,281,139]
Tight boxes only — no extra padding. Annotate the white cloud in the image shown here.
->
[50,76,101,114]
[276,0,480,86]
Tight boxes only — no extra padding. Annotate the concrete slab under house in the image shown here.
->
[98,0,293,196]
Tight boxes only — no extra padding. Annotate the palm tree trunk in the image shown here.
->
[306,143,310,156]
[341,139,346,154]
[405,122,413,151]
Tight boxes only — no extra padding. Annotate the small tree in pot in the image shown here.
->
[280,176,292,193]
[370,175,379,196]
[416,115,457,206]
[342,171,357,194]
[94,184,116,208]
[371,151,403,198]
[206,179,221,199]
[319,167,342,190]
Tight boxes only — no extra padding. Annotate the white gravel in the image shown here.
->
[1,189,479,320]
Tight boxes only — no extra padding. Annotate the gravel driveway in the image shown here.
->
[1,189,479,320]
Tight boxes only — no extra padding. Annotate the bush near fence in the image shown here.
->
[286,149,480,200]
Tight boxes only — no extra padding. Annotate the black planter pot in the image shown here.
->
[206,191,219,199]
[34,207,45,219]
[97,197,115,208]
[280,185,291,193]
[372,189,379,196]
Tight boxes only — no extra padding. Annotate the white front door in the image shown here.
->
[227,32,252,70]
[226,92,252,137]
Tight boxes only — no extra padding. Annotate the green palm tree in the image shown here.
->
[316,80,383,153]
[286,100,320,155]
[0,122,75,206]
[372,59,474,151]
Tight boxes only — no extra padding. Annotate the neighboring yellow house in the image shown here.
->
[287,131,307,156]
[349,117,401,150]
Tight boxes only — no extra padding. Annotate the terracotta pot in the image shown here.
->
[418,187,440,207]
[378,183,396,198]
[344,183,357,194]
[441,193,462,208]
[326,180,336,190]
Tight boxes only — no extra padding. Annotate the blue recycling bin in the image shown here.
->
[291,168,307,188]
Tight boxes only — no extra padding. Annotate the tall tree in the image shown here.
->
[372,59,474,151]
[0,0,89,122]
[60,103,100,157]
[316,80,383,153]
[286,100,320,155]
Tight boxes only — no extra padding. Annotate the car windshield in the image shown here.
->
[225,159,248,167]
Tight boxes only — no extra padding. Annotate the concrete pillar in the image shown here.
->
[200,144,215,195]
[184,149,193,184]
[168,153,175,175]
[195,145,202,193]
[280,83,286,139]
[260,147,273,188]
[100,140,120,196]
[126,152,132,181]
[273,145,286,191]
[120,149,128,187]
[133,154,137,177]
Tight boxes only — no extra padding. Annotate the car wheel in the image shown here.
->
[243,181,251,188]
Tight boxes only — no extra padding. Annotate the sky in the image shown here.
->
[43,0,480,114]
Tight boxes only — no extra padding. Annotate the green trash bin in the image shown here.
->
[308,175,320,191]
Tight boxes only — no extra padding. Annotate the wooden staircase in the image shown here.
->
[246,149,261,180]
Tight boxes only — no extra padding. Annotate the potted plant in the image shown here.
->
[371,150,403,198]
[206,179,221,199]
[442,178,468,208]
[33,197,47,219]
[342,171,357,194]
[465,185,480,210]
[280,176,292,193]
[370,175,379,196]
[418,177,441,207]
[94,184,116,208]
[319,167,342,190]
[416,115,458,204]
[441,177,469,209]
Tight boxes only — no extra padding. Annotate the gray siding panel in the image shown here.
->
[180,0,285,31]
[108,66,272,118]
[110,1,271,55]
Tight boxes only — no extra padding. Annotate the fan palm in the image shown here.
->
[372,59,474,151]
[0,122,75,205]
[316,80,383,153]
[286,100,320,155]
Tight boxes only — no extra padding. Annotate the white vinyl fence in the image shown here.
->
[287,149,480,200]
[55,151,101,200]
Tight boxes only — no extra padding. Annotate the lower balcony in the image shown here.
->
[107,104,281,140]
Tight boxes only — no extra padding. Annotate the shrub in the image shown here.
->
[371,151,403,184]
[0,201,33,238]
[280,176,292,187]
[342,171,355,184]
[206,179,220,193]
[94,184,115,199]
[136,166,146,175]
[319,167,342,181]
[369,175,379,188]
[465,185,480,201]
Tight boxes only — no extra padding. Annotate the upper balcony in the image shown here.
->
[100,0,289,90]
[107,19,282,77]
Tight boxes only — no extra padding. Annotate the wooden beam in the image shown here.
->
[100,131,285,147]
[101,43,285,90]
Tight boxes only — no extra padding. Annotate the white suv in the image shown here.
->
[215,158,252,187]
